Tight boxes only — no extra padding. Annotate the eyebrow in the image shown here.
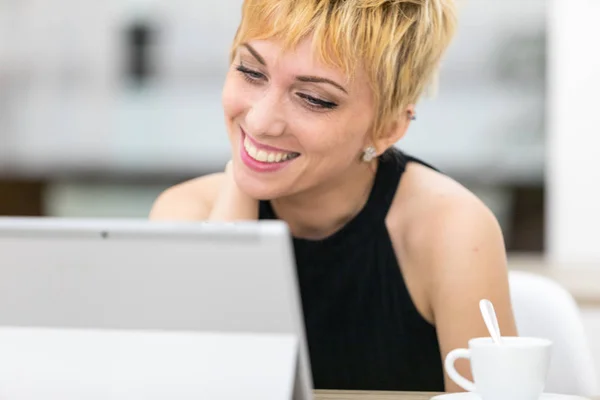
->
[242,43,266,66]
[240,43,348,95]
[296,75,348,94]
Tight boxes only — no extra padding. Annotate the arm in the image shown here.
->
[420,199,518,392]
[149,161,258,221]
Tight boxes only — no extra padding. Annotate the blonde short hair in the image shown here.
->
[230,0,457,138]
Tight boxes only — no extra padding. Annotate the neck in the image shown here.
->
[271,161,378,240]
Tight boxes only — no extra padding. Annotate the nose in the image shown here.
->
[244,89,286,138]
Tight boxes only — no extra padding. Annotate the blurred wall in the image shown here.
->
[0,0,547,251]
[546,0,600,265]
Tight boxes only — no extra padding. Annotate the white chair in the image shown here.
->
[509,270,599,396]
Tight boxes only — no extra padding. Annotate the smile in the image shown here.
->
[239,128,301,173]
[243,136,300,163]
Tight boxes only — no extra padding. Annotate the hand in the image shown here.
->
[208,160,259,221]
[224,159,234,175]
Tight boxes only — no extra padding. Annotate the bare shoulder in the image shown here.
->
[390,161,502,261]
[389,161,508,303]
[149,173,225,220]
[388,161,516,391]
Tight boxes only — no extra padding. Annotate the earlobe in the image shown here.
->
[362,146,377,162]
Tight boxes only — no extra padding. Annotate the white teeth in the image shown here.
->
[243,136,298,163]
[256,150,268,162]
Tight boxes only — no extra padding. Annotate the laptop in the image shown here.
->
[0,217,313,400]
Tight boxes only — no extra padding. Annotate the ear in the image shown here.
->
[371,105,416,152]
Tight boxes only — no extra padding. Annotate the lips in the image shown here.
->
[239,128,300,172]
[243,135,300,163]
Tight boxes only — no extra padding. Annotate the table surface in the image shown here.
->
[314,391,600,400]
[315,392,436,400]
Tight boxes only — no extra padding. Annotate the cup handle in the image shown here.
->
[444,348,477,392]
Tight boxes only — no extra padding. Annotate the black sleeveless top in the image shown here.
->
[258,148,445,392]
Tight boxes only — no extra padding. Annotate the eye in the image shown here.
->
[296,93,338,110]
[235,64,265,83]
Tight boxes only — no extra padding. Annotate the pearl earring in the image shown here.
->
[362,146,376,162]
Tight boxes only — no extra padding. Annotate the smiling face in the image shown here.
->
[221,0,458,200]
[221,37,376,200]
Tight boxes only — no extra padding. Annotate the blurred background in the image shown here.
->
[0,0,546,254]
[1,0,600,385]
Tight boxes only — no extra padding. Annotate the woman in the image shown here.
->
[150,0,518,392]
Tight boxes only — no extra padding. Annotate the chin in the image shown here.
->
[232,167,289,201]
[236,180,286,201]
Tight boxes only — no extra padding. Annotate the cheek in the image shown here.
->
[298,117,365,156]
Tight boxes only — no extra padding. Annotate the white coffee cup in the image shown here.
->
[445,337,552,400]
